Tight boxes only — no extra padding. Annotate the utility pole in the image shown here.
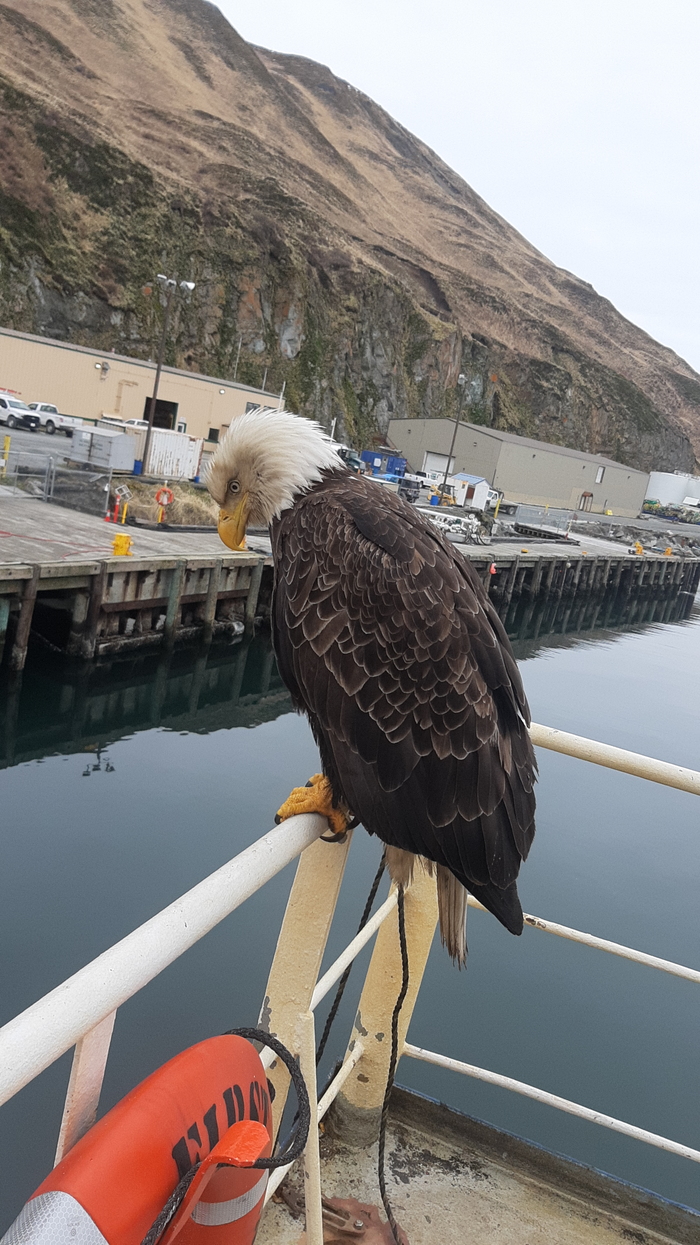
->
[142,275,195,473]
[439,373,466,503]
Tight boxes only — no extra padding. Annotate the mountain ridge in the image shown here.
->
[0,0,698,470]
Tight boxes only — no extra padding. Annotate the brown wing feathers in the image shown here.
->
[271,472,536,937]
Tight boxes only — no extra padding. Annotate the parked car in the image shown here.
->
[28,402,83,436]
[0,394,40,430]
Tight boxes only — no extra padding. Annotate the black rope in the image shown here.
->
[377,885,409,1245]
[141,1166,199,1245]
[316,855,386,1068]
[223,1028,310,1168]
[139,1027,309,1245]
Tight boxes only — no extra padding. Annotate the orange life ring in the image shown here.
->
[7,1036,273,1245]
[155,487,174,506]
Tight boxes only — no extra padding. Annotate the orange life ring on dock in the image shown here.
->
[155,487,174,506]
[7,1035,273,1245]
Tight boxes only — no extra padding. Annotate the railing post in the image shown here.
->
[258,834,353,1137]
[298,1011,324,1245]
[326,866,438,1148]
[54,1010,116,1165]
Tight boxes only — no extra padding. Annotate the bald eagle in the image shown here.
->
[207,408,536,963]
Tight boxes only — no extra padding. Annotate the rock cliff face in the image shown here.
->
[1,0,699,470]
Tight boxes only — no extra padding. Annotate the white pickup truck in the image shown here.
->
[28,403,83,436]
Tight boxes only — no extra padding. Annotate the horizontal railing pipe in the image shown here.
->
[529,723,700,797]
[310,891,398,1011]
[0,815,324,1107]
[466,898,700,984]
[403,1044,700,1164]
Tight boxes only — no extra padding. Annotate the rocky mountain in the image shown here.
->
[1,0,699,470]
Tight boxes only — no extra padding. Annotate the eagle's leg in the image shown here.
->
[275,773,352,840]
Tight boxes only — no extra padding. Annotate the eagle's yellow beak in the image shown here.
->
[218,494,250,551]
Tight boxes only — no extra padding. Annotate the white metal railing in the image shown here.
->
[529,722,700,796]
[402,1043,700,1164]
[0,815,324,1110]
[0,724,699,1236]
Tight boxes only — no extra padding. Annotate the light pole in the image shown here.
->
[439,372,466,503]
[142,275,195,472]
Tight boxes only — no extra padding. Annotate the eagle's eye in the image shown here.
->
[228,480,240,495]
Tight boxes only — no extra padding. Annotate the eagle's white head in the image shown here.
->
[205,406,343,549]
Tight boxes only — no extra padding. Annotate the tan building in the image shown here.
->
[388,418,650,517]
[0,327,282,443]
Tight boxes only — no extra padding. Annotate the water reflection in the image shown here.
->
[503,582,694,659]
[0,637,291,770]
[1,589,696,770]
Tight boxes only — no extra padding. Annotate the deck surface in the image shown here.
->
[0,492,270,562]
[257,1093,699,1245]
[0,491,636,566]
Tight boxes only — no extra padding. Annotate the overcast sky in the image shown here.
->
[217,0,699,373]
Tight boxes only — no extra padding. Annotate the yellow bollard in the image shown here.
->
[1,434,10,476]
[121,502,128,525]
[112,533,133,556]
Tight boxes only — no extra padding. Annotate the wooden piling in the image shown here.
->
[82,564,107,659]
[529,556,545,598]
[67,590,90,657]
[543,557,558,597]
[164,560,186,647]
[556,560,569,601]
[0,596,10,666]
[9,566,40,671]
[202,558,222,645]
[244,557,264,633]
[498,560,520,607]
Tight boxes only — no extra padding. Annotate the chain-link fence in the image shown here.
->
[0,452,113,517]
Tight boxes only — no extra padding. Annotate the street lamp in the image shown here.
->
[439,373,466,504]
[142,275,196,471]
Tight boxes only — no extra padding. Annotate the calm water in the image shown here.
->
[1,591,699,1228]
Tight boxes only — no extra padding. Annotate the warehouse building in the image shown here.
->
[387,418,649,517]
[0,327,281,443]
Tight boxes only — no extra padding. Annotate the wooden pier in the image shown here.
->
[0,552,265,670]
[0,545,697,669]
[463,547,700,608]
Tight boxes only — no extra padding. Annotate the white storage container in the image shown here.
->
[70,428,136,472]
[144,428,203,480]
[646,471,700,506]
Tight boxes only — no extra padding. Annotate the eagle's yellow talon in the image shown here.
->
[276,774,350,838]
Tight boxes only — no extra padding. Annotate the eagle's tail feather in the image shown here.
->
[384,847,468,966]
[472,879,524,935]
[436,865,468,967]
